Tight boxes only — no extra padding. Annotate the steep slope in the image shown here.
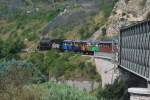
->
[106,0,150,36]
[42,0,100,35]
[0,0,117,41]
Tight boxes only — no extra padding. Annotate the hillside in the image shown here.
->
[0,0,117,41]
[106,0,150,36]
[2,0,149,39]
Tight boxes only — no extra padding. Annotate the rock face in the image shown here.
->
[106,0,150,36]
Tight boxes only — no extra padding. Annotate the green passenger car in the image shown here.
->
[90,44,99,52]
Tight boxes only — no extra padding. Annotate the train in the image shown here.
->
[37,37,117,55]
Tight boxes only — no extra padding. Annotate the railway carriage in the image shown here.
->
[90,42,99,52]
[79,41,97,55]
[61,40,73,51]
[71,40,81,52]
[80,41,88,53]
[98,41,113,53]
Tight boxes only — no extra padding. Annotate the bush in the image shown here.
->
[96,79,129,100]
[0,60,34,99]
[0,35,25,59]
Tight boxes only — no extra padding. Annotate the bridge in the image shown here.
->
[94,19,150,87]
[117,19,150,100]
[93,20,150,98]
[119,20,150,84]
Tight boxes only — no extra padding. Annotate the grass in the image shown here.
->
[0,58,99,100]
[0,81,98,100]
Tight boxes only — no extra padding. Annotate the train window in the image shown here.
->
[102,44,104,47]
[105,44,107,48]
[103,44,105,48]
[106,44,108,48]
[100,44,102,47]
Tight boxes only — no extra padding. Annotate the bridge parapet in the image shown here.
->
[94,52,113,60]
[94,52,118,62]
[119,20,150,82]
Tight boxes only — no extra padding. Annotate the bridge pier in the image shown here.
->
[128,88,150,100]
[119,67,150,100]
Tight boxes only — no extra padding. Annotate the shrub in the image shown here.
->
[0,35,25,59]
[96,79,129,100]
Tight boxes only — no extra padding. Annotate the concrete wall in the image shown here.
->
[128,88,150,100]
[94,58,119,87]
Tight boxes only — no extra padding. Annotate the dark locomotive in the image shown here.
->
[37,37,52,50]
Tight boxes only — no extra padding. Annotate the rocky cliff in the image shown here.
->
[106,0,150,36]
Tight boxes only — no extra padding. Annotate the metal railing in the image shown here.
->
[119,20,150,81]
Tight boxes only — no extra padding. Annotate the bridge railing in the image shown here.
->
[94,52,114,60]
[119,20,150,81]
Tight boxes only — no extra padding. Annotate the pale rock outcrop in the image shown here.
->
[106,0,150,36]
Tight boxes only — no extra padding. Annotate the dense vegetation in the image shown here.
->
[26,50,100,81]
[0,60,98,100]
[0,34,25,59]
[0,60,128,100]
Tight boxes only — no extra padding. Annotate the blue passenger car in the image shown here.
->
[72,40,81,52]
[63,43,68,50]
